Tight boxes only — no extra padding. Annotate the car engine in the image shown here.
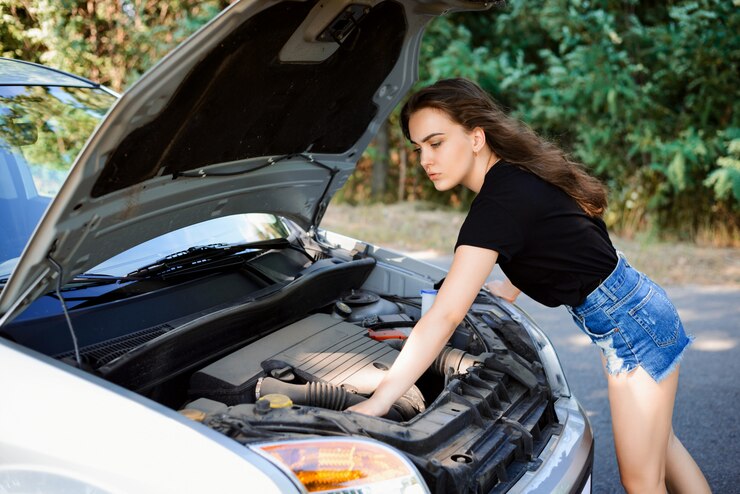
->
[189,312,424,415]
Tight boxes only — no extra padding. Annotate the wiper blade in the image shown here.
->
[61,273,132,289]
[74,273,129,281]
[127,238,291,280]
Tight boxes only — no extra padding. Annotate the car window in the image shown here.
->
[0,85,115,268]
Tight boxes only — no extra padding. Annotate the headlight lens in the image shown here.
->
[252,438,428,494]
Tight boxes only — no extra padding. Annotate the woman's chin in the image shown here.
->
[432,181,453,192]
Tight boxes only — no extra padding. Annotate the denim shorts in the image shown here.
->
[566,254,693,383]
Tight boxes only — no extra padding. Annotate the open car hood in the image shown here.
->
[0,0,493,324]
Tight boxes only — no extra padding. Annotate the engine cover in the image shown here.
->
[189,313,399,404]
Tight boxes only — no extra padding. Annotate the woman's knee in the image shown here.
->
[617,441,667,493]
[619,468,666,494]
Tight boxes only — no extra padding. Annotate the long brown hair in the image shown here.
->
[400,78,608,217]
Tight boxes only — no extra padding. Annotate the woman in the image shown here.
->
[347,78,710,493]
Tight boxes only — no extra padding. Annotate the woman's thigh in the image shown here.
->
[607,363,679,489]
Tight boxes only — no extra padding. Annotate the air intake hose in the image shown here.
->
[431,346,488,376]
[256,377,405,421]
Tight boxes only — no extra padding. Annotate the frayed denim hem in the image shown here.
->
[652,333,695,383]
[596,333,695,383]
[603,361,639,378]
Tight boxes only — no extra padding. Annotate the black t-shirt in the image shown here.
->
[455,161,618,307]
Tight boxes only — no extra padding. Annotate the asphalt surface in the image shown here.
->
[427,256,740,493]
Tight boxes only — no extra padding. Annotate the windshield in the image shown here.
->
[0,84,115,271]
[92,213,291,277]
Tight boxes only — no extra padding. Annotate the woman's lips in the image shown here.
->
[428,173,440,181]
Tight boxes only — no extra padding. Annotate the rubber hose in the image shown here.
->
[431,347,488,376]
[257,377,404,421]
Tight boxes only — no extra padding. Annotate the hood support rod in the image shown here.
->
[48,255,82,368]
[301,153,339,229]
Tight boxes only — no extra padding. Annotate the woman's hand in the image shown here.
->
[346,396,392,417]
[485,277,521,303]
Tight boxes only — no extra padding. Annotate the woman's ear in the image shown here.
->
[471,127,487,153]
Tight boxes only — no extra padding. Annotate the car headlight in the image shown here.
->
[251,437,429,494]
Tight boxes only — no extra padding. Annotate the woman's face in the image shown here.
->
[408,107,480,192]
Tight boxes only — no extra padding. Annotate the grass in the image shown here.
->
[321,201,740,286]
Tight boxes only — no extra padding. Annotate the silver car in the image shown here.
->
[0,1,593,492]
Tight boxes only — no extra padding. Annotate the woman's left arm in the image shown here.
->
[485,276,521,303]
[346,245,498,416]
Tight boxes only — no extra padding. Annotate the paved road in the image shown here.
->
[427,256,740,493]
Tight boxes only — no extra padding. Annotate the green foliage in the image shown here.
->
[705,128,740,202]
[0,0,232,92]
[390,0,739,241]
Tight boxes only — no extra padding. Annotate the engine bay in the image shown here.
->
[184,290,543,424]
[177,280,560,493]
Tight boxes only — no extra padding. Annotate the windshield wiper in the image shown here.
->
[126,238,291,280]
[0,239,291,291]
[61,273,133,290]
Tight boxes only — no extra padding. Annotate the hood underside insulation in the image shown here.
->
[92,0,407,197]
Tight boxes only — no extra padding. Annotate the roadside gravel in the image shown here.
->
[322,202,739,286]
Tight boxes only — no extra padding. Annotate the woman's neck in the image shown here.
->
[466,151,500,193]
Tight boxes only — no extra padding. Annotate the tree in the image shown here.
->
[0,0,232,92]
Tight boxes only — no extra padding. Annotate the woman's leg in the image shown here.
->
[606,363,710,493]
[665,429,711,493]
[606,363,673,493]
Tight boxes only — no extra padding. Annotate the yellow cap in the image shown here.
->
[258,393,294,409]
[178,408,207,422]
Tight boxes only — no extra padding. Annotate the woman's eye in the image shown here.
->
[412,147,421,154]
[430,141,441,148]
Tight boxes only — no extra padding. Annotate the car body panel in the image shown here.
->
[508,397,593,494]
[0,338,298,494]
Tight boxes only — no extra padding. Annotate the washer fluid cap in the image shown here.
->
[258,393,294,409]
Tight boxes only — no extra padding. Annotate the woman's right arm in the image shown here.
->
[346,245,498,417]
